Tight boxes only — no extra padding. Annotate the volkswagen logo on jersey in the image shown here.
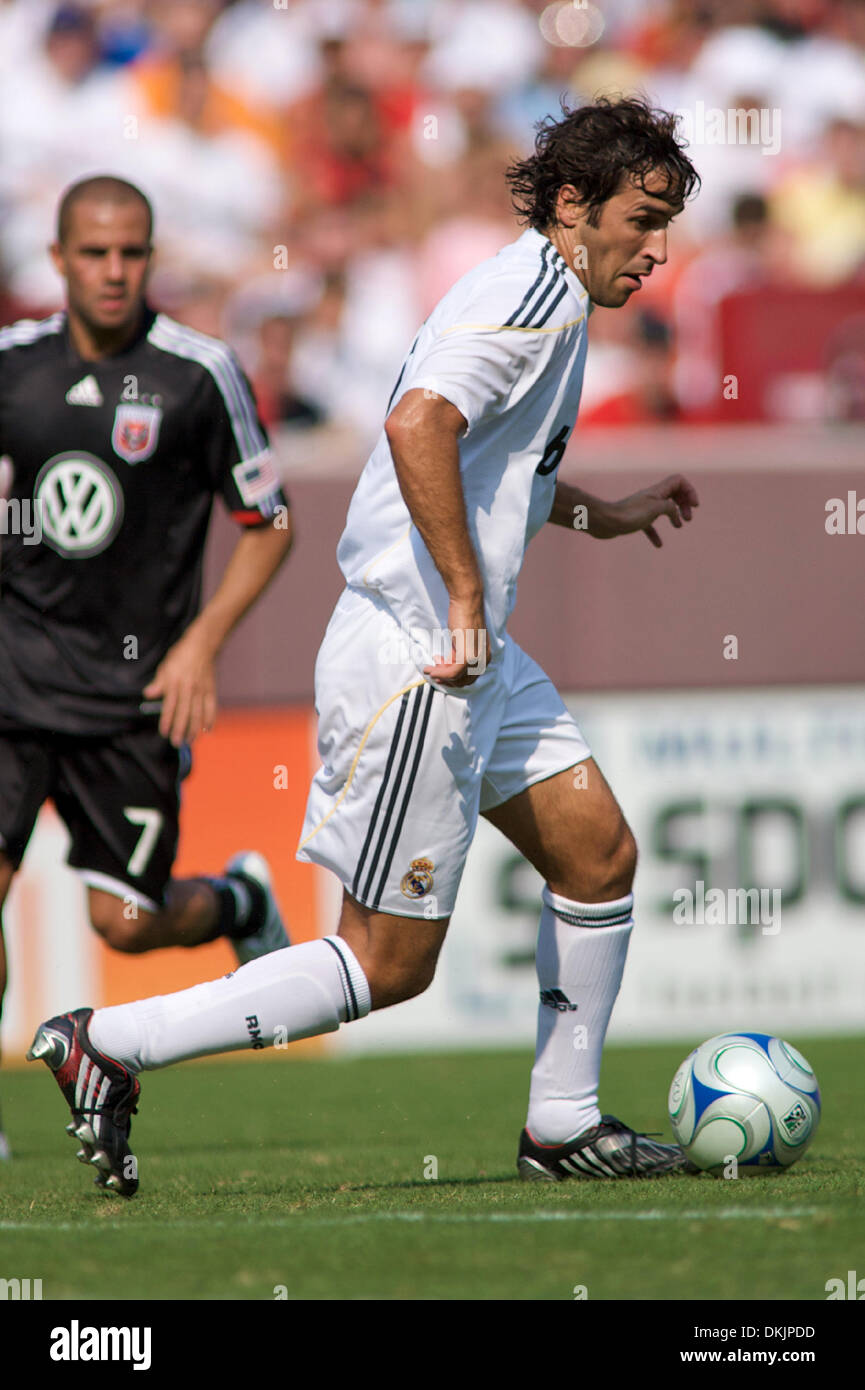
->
[111,402,162,465]
[34,452,124,558]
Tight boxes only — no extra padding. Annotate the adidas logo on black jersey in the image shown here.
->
[65,375,103,407]
[540,988,578,1011]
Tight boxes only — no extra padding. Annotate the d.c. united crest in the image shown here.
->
[111,403,162,465]
[400,857,435,899]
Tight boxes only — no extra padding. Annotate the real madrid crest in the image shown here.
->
[400,856,435,899]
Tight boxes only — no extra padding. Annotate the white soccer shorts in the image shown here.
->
[296,588,591,919]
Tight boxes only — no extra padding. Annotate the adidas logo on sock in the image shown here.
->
[540,988,578,1011]
[65,375,103,406]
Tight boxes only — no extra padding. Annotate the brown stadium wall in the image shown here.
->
[206,423,865,701]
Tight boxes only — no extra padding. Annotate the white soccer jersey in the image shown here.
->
[336,227,592,666]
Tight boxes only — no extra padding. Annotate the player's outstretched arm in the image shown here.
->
[548,474,699,548]
[143,517,293,746]
[385,388,488,687]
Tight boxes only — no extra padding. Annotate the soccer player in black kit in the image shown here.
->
[0,176,294,1158]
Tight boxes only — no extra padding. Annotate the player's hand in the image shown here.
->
[607,474,699,548]
[423,596,489,688]
[142,630,218,747]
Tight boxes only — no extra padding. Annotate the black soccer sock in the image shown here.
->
[205,873,269,941]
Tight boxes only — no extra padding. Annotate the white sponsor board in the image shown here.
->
[335,686,865,1052]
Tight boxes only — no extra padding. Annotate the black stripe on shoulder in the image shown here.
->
[510,243,571,329]
[515,265,562,328]
[503,242,552,327]
[532,279,569,328]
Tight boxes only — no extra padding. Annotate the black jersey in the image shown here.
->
[0,308,288,735]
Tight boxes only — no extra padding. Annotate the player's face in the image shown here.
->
[571,171,681,308]
[51,200,152,335]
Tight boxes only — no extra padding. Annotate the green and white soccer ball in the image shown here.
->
[668,1032,821,1176]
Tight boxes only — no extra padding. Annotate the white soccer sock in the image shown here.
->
[87,937,371,1073]
[526,886,633,1145]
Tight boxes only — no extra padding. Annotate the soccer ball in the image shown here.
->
[668,1032,821,1176]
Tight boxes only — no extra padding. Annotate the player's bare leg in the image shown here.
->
[86,850,288,965]
[27,885,448,1194]
[0,852,16,1157]
[483,758,635,903]
[484,760,689,1178]
[86,880,442,1000]
[87,881,219,953]
[336,890,449,1010]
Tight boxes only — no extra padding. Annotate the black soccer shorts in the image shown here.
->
[0,722,191,911]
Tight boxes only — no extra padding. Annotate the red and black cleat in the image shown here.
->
[27,1007,140,1197]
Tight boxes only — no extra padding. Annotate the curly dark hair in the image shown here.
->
[506,96,700,230]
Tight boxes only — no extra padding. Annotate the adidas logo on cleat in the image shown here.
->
[517,1116,695,1181]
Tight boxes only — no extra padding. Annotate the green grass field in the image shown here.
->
[0,1038,861,1301]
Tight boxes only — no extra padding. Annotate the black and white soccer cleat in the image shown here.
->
[27,1008,140,1197]
[518,1114,696,1180]
[225,850,290,965]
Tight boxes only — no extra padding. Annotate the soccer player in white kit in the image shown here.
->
[30,98,702,1193]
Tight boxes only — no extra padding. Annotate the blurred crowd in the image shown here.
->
[0,0,863,438]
